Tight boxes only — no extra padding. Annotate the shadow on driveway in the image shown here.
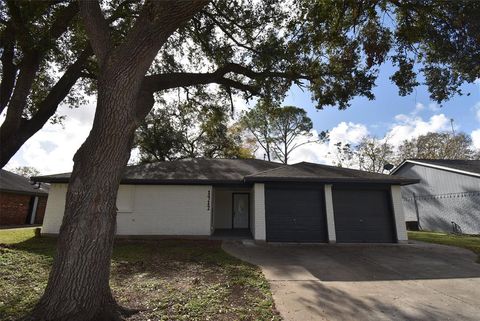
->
[223,241,480,321]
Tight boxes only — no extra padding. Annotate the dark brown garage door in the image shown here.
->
[265,184,327,242]
[333,188,396,243]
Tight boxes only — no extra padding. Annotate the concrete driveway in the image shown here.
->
[223,241,480,321]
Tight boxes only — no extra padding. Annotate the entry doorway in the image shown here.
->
[232,193,249,229]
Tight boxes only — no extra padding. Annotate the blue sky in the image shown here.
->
[284,61,480,138]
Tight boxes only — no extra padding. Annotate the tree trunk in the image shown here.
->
[23,2,208,319]
[26,73,141,321]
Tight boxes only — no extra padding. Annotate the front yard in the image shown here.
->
[0,228,280,321]
[408,231,480,262]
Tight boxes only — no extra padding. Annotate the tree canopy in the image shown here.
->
[330,131,479,173]
[240,100,316,164]
[10,1,480,320]
[2,0,480,169]
[135,101,254,163]
[397,132,479,161]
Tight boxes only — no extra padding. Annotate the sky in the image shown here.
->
[4,61,480,175]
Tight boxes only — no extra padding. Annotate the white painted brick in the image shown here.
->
[324,184,336,243]
[391,185,408,241]
[42,184,212,236]
[253,183,266,240]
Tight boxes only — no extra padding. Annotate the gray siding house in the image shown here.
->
[391,159,480,234]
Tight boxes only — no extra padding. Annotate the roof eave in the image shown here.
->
[390,160,480,178]
[0,188,48,196]
[244,176,419,185]
[32,177,250,186]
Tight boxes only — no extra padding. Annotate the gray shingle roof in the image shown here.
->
[33,159,283,184]
[245,161,417,185]
[33,158,417,185]
[0,170,49,195]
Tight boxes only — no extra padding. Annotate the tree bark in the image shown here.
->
[25,2,209,320]
[27,72,140,321]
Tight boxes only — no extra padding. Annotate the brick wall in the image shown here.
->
[0,192,31,225]
[0,192,48,226]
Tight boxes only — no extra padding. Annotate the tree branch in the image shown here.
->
[0,22,17,112]
[143,62,311,94]
[201,10,260,54]
[26,46,93,132]
[78,0,112,67]
[114,0,210,76]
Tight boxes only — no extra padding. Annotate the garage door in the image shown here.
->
[265,185,327,242]
[333,188,395,243]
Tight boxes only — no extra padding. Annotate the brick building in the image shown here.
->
[0,170,49,226]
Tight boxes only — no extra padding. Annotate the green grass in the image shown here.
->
[408,231,480,262]
[0,228,280,321]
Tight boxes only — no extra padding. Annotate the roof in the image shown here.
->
[33,159,283,184]
[391,159,480,178]
[33,158,417,185]
[245,161,418,185]
[0,170,49,196]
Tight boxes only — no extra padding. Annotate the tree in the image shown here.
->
[23,1,480,320]
[135,108,185,163]
[0,1,132,168]
[397,132,478,161]
[0,1,84,167]
[10,166,40,178]
[240,100,276,161]
[329,142,355,168]
[270,106,314,164]
[240,101,315,164]
[135,101,253,162]
[356,136,395,173]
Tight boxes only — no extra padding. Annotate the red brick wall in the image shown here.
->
[0,192,48,226]
[0,192,31,225]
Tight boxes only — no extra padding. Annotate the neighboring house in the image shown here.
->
[0,169,49,226]
[34,158,417,243]
[391,159,480,234]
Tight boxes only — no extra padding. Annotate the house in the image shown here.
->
[33,158,417,243]
[391,159,480,234]
[0,169,49,226]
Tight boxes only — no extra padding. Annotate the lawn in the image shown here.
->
[0,228,280,321]
[408,231,480,262]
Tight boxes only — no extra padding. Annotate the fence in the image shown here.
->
[402,191,480,235]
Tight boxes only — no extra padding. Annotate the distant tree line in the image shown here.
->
[135,99,322,164]
[331,131,480,173]
[136,98,479,171]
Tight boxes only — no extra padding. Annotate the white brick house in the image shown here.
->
[36,159,417,243]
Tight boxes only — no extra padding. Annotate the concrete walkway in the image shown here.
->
[223,241,480,321]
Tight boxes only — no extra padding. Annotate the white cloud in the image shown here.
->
[386,113,451,147]
[472,129,480,149]
[412,102,425,115]
[5,101,96,175]
[276,122,368,165]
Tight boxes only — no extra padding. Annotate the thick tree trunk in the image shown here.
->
[26,74,141,321]
[24,2,208,320]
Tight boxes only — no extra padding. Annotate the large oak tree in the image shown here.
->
[14,0,480,320]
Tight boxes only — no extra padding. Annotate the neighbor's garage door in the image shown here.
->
[333,188,395,243]
[265,184,327,242]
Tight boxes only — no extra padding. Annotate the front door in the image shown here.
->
[232,193,249,229]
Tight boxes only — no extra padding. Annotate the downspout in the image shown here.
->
[30,196,39,225]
